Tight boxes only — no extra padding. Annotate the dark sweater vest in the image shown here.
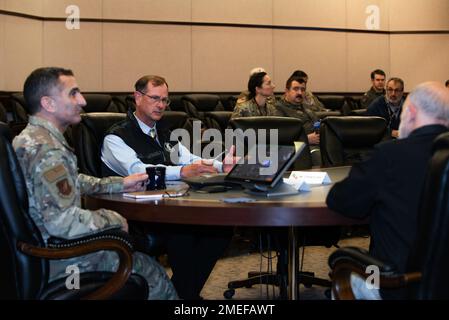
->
[101,111,178,177]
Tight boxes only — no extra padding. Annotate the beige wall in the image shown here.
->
[0,0,448,92]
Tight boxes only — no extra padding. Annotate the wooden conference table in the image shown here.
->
[85,166,366,300]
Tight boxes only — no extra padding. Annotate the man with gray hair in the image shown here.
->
[366,77,405,138]
[327,82,449,299]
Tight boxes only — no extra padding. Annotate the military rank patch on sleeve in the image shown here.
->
[43,164,67,183]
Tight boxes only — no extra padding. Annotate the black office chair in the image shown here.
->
[328,132,449,300]
[320,116,387,167]
[229,116,312,170]
[0,123,148,299]
[224,117,336,299]
[71,113,127,177]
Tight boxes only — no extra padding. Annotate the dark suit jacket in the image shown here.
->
[366,96,403,130]
[327,125,448,295]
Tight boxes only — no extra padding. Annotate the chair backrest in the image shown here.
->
[228,116,312,170]
[204,111,233,134]
[320,116,387,167]
[0,101,7,123]
[0,123,48,299]
[82,94,119,113]
[111,95,130,113]
[182,94,224,128]
[72,113,127,177]
[407,132,449,299]
[10,93,29,123]
[316,95,347,111]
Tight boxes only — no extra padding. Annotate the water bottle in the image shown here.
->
[313,120,321,134]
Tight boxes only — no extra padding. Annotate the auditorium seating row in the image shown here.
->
[0,92,366,140]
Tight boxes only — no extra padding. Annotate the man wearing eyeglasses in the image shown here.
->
[366,77,405,138]
[101,75,233,300]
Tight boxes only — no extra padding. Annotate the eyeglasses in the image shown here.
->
[386,88,403,94]
[138,91,171,106]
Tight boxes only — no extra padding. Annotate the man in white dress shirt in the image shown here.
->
[101,75,234,300]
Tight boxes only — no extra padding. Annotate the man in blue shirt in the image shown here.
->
[101,75,235,300]
[366,77,405,138]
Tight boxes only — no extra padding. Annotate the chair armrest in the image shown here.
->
[328,247,421,300]
[17,228,134,300]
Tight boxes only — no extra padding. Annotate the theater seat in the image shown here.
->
[0,123,148,300]
[316,95,347,111]
[320,116,387,167]
[0,102,7,123]
[182,94,224,128]
[83,94,120,113]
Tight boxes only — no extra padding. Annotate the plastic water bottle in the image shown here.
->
[313,120,321,134]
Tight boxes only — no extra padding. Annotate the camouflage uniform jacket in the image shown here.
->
[13,116,177,299]
[304,91,326,112]
[361,87,386,109]
[231,97,283,119]
[275,97,319,134]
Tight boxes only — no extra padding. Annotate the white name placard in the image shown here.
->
[288,171,331,185]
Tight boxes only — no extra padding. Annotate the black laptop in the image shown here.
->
[182,142,305,192]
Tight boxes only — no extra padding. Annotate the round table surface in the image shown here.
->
[85,166,367,227]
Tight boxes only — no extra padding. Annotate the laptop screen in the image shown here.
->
[225,142,305,189]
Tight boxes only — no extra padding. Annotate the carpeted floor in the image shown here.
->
[166,234,370,300]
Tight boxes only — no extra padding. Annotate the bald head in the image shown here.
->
[399,82,449,139]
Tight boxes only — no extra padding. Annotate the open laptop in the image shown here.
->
[183,142,305,195]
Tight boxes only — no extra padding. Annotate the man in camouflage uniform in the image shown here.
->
[290,70,327,112]
[275,75,321,165]
[231,71,283,118]
[360,69,386,109]
[12,67,177,300]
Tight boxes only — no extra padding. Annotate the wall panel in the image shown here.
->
[273,30,346,92]
[43,21,102,91]
[273,0,345,28]
[0,15,5,90]
[346,33,390,92]
[4,0,43,16]
[103,0,191,22]
[192,0,272,25]
[389,0,449,31]
[192,26,273,92]
[3,16,42,91]
[102,23,192,92]
[390,34,449,90]
[43,0,103,19]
